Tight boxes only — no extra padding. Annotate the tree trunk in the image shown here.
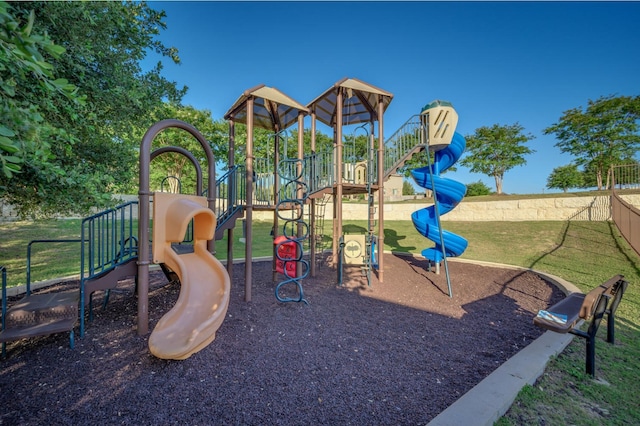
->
[596,169,603,190]
[494,174,503,195]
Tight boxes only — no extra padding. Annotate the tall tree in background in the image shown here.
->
[0,2,82,181]
[132,103,227,195]
[1,1,184,218]
[460,123,535,194]
[544,95,640,190]
[402,180,415,196]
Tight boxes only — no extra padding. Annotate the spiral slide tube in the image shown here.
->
[411,132,468,263]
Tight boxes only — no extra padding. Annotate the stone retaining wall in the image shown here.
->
[255,194,640,222]
[3,194,639,223]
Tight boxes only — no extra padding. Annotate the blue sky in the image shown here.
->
[146,1,639,194]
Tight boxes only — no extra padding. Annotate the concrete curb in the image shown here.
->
[428,258,581,426]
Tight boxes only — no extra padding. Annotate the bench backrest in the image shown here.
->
[579,274,625,319]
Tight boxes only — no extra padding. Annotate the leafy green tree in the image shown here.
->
[132,103,227,195]
[402,180,415,196]
[466,180,492,196]
[1,1,184,218]
[544,95,640,190]
[546,164,584,193]
[460,123,535,195]
[0,2,82,179]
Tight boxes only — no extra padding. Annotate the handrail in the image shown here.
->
[26,239,83,295]
[81,201,138,282]
[1,265,6,333]
[1,265,6,356]
[383,114,424,179]
[214,164,245,227]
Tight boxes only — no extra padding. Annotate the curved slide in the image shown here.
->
[150,192,231,360]
[411,132,468,263]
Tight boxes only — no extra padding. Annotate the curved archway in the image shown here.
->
[137,119,216,335]
[151,145,204,195]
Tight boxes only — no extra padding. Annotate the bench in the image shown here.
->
[534,274,628,377]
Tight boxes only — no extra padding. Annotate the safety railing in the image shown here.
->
[81,201,138,281]
[27,239,83,293]
[383,114,424,179]
[1,265,6,350]
[254,157,275,206]
[611,164,640,257]
[305,149,335,194]
[214,164,245,228]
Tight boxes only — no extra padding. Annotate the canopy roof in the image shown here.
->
[307,77,394,127]
[224,85,309,131]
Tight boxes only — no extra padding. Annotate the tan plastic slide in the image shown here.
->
[149,192,231,360]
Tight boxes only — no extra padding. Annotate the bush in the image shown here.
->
[402,180,416,195]
[466,181,492,196]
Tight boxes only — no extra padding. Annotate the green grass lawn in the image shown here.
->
[1,217,638,424]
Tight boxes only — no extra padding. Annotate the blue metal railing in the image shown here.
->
[300,115,423,195]
[81,201,139,281]
[79,201,138,338]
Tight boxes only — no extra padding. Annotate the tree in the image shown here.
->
[466,181,492,196]
[460,123,535,194]
[544,95,640,190]
[546,164,584,193]
[129,103,227,195]
[1,1,184,218]
[0,2,82,179]
[402,180,415,196]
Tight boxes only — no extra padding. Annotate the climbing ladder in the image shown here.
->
[274,157,309,304]
[311,194,331,267]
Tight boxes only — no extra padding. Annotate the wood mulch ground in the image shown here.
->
[0,254,563,425]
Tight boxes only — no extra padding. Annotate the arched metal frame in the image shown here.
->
[151,145,204,195]
[137,119,216,335]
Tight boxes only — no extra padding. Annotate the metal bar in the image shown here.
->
[422,120,453,298]
[1,265,5,356]
[26,239,83,295]
[377,97,385,283]
[245,99,254,302]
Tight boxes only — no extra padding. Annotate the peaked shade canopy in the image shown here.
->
[224,84,309,131]
[307,77,394,127]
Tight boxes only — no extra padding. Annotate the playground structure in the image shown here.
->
[0,77,468,358]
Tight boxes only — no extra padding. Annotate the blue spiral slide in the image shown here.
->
[411,132,468,263]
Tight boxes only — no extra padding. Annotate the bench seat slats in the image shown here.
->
[533,292,584,333]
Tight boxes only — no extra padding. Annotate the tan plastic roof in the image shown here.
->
[224,85,309,131]
[307,77,394,127]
